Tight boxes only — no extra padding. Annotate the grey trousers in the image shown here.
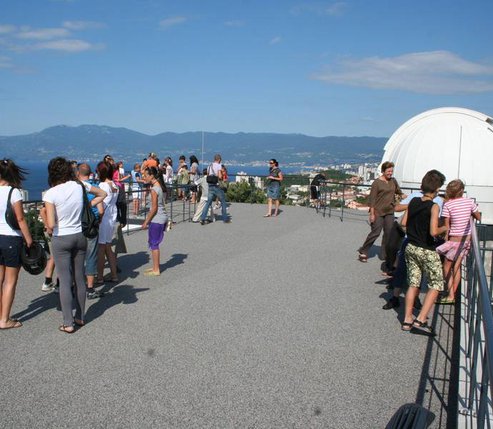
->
[358,214,394,258]
[51,232,87,326]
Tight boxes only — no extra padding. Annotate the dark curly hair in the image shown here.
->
[48,157,74,187]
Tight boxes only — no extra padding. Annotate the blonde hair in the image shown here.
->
[445,179,465,199]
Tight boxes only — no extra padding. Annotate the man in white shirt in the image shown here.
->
[200,154,230,224]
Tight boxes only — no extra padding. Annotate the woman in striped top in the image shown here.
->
[436,180,481,304]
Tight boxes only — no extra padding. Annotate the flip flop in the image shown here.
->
[0,319,22,330]
[74,319,85,327]
[144,270,160,277]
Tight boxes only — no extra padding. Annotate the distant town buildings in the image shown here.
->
[232,162,379,208]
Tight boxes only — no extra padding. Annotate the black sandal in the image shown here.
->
[401,321,413,332]
[412,319,435,336]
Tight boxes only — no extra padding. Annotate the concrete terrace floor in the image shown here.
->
[1,203,454,429]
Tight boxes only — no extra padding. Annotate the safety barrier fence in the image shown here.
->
[458,222,493,428]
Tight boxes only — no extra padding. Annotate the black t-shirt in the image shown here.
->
[406,197,437,250]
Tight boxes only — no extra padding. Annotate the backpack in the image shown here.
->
[80,184,99,239]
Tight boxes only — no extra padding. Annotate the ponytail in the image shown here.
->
[0,159,27,188]
[145,166,167,197]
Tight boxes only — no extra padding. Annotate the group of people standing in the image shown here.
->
[0,155,170,333]
[358,162,480,335]
[0,151,293,332]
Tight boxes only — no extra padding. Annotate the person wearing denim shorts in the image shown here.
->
[78,163,106,300]
[0,159,33,330]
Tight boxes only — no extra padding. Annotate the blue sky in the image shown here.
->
[1,0,492,137]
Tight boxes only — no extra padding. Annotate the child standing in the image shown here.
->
[401,170,448,335]
[141,167,168,276]
[131,163,144,215]
[436,180,480,304]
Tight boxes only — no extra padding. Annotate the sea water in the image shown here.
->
[19,160,306,201]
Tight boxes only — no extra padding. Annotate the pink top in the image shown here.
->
[442,197,478,236]
[112,170,123,189]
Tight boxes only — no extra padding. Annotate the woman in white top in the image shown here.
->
[96,160,119,284]
[43,157,106,333]
[0,159,33,330]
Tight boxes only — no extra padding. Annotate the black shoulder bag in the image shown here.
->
[206,164,219,185]
[80,184,99,239]
[5,187,20,230]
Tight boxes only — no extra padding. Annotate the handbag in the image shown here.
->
[206,165,219,185]
[80,184,99,239]
[5,187,20,230]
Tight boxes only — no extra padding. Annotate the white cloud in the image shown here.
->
[225,20,244,27]
[313,51,493,94]
[325,2,347,16]
[269,36,282,45]
[291,2,347,17]
[63,21,105,30]
[0,22,105,57]
[0,55,13,68]
[0,24,17,34]
[159,16,187,29]
[32,39,102,52]
[16,27,71,40]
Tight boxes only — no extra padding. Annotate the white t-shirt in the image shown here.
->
[165,165,174,184]
[43,181,91,237]
[0,185,23,237]
[209,161,222,177]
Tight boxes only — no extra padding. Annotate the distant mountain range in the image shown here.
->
[0,125,387,166]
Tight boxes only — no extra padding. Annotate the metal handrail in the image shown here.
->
[459,220,493,428]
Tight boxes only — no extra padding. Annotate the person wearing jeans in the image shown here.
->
[200,154,230,224]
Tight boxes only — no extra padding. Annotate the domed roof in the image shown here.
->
[382,107,493,224]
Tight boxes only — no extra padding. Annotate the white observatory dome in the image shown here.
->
[382,107,493,224]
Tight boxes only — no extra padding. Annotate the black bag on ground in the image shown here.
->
[80,184,99,239]
[5,187,20,231]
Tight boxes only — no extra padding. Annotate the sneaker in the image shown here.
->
[200,219,211,225]
[41,281,55,292]
[87,289,104,299]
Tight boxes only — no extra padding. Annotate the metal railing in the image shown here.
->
[458,221,493,428]
[122,184,197,231]
[317,181,422,222]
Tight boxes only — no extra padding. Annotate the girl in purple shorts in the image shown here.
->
[141,167,168,276]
